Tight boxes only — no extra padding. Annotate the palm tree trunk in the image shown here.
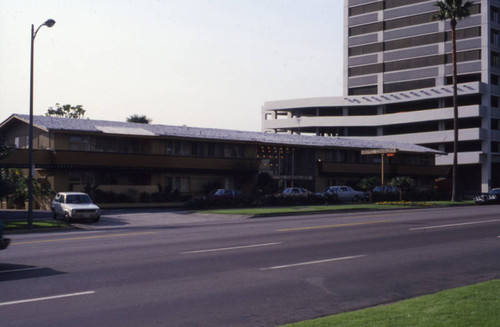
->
[451,20,458,201]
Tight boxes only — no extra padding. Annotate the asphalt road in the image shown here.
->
[1,206,499,326]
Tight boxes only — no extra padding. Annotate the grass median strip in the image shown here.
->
[281,280,500,327]
[199,201,472,216]
[4,220,69,231]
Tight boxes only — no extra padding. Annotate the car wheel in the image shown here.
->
[353,195,359,201]
[63,212,71,223]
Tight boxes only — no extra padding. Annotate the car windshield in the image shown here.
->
[66,194,91,204]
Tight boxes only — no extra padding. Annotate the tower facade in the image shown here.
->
[262,0,500,193]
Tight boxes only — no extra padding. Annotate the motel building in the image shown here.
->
[0,114,445,204]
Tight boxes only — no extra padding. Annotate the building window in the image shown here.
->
[492,96,499,107]
[166,176,190,193]
[492,74,499,85]
[492,141,500,152]
[492,52,500,68]
[492,29,500,46]
[491,6,500,24]
[491,119,499,130]
[348,85,378,96]
[166,140,181,155]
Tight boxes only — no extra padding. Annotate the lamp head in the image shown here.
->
[44,19,56,28]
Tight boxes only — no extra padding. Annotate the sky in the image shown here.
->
[0,0,344,131]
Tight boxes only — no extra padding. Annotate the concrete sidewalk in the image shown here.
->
[1,208,249,230]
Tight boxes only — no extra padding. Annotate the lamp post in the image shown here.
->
[28,19,55,228]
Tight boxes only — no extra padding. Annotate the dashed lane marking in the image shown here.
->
[260,254,367,271]
[182,242,282,254]
[0,291,95,307]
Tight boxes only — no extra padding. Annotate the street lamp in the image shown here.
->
[28,19,55,228]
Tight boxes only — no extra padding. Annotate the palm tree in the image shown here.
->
[433,0,473,201]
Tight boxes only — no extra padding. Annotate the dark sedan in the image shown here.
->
[0,222,10,250]
[474,188,500,204]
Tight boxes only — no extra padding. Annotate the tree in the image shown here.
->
[390,176,416,193]
[126,114,152,124]
[433,0,473,201]
[358,176,380,192]
[46,103,86,119]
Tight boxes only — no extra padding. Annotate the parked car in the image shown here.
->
[0,222,10,251]
[282,187,311,197]
[372,185,400,193]
[318,186,368,201]
[474,188,500,204]
[51,192,100,223]
[208,189,242,200]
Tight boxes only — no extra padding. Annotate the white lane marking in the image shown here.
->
[13,231,156,245]
[260,254,367,271]
[0,291,96,307]
[0,267,44,274]
[409,219,500,231]
[182,242,282,254]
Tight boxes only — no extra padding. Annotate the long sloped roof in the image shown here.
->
[4,114,442,155]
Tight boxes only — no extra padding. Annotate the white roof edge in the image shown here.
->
[263,81,483,110]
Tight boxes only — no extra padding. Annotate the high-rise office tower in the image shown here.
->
[263,0,500,193]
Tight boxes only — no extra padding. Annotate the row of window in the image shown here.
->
[270,93,484,121]
[166,140,247,158]
[383,73,483,93]
[69,136,140,153]
[325,148,432,166]
[427,141,484,153]
[348,4,480,36]
[68,135,249,158]
[68,171,190,192]
[348,0,429,17]
[349,72,484,95]
[349,27,480,57]
[349,50,481,77]
[310,116,483,138]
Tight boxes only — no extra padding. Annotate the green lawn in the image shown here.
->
[3,220,69,231]
[282,280,500,327]
[199,201,473,216]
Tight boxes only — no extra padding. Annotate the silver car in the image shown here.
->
[321,186,368,201]
[282,187,311,197]
[52,192,100,223]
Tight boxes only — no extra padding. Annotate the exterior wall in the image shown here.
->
[1,121,50,150]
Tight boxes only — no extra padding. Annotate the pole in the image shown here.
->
[27,19,55,227]
[381,154,384,186]
[28,24,35,228]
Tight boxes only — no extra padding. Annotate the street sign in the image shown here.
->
[361,148,398,155]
